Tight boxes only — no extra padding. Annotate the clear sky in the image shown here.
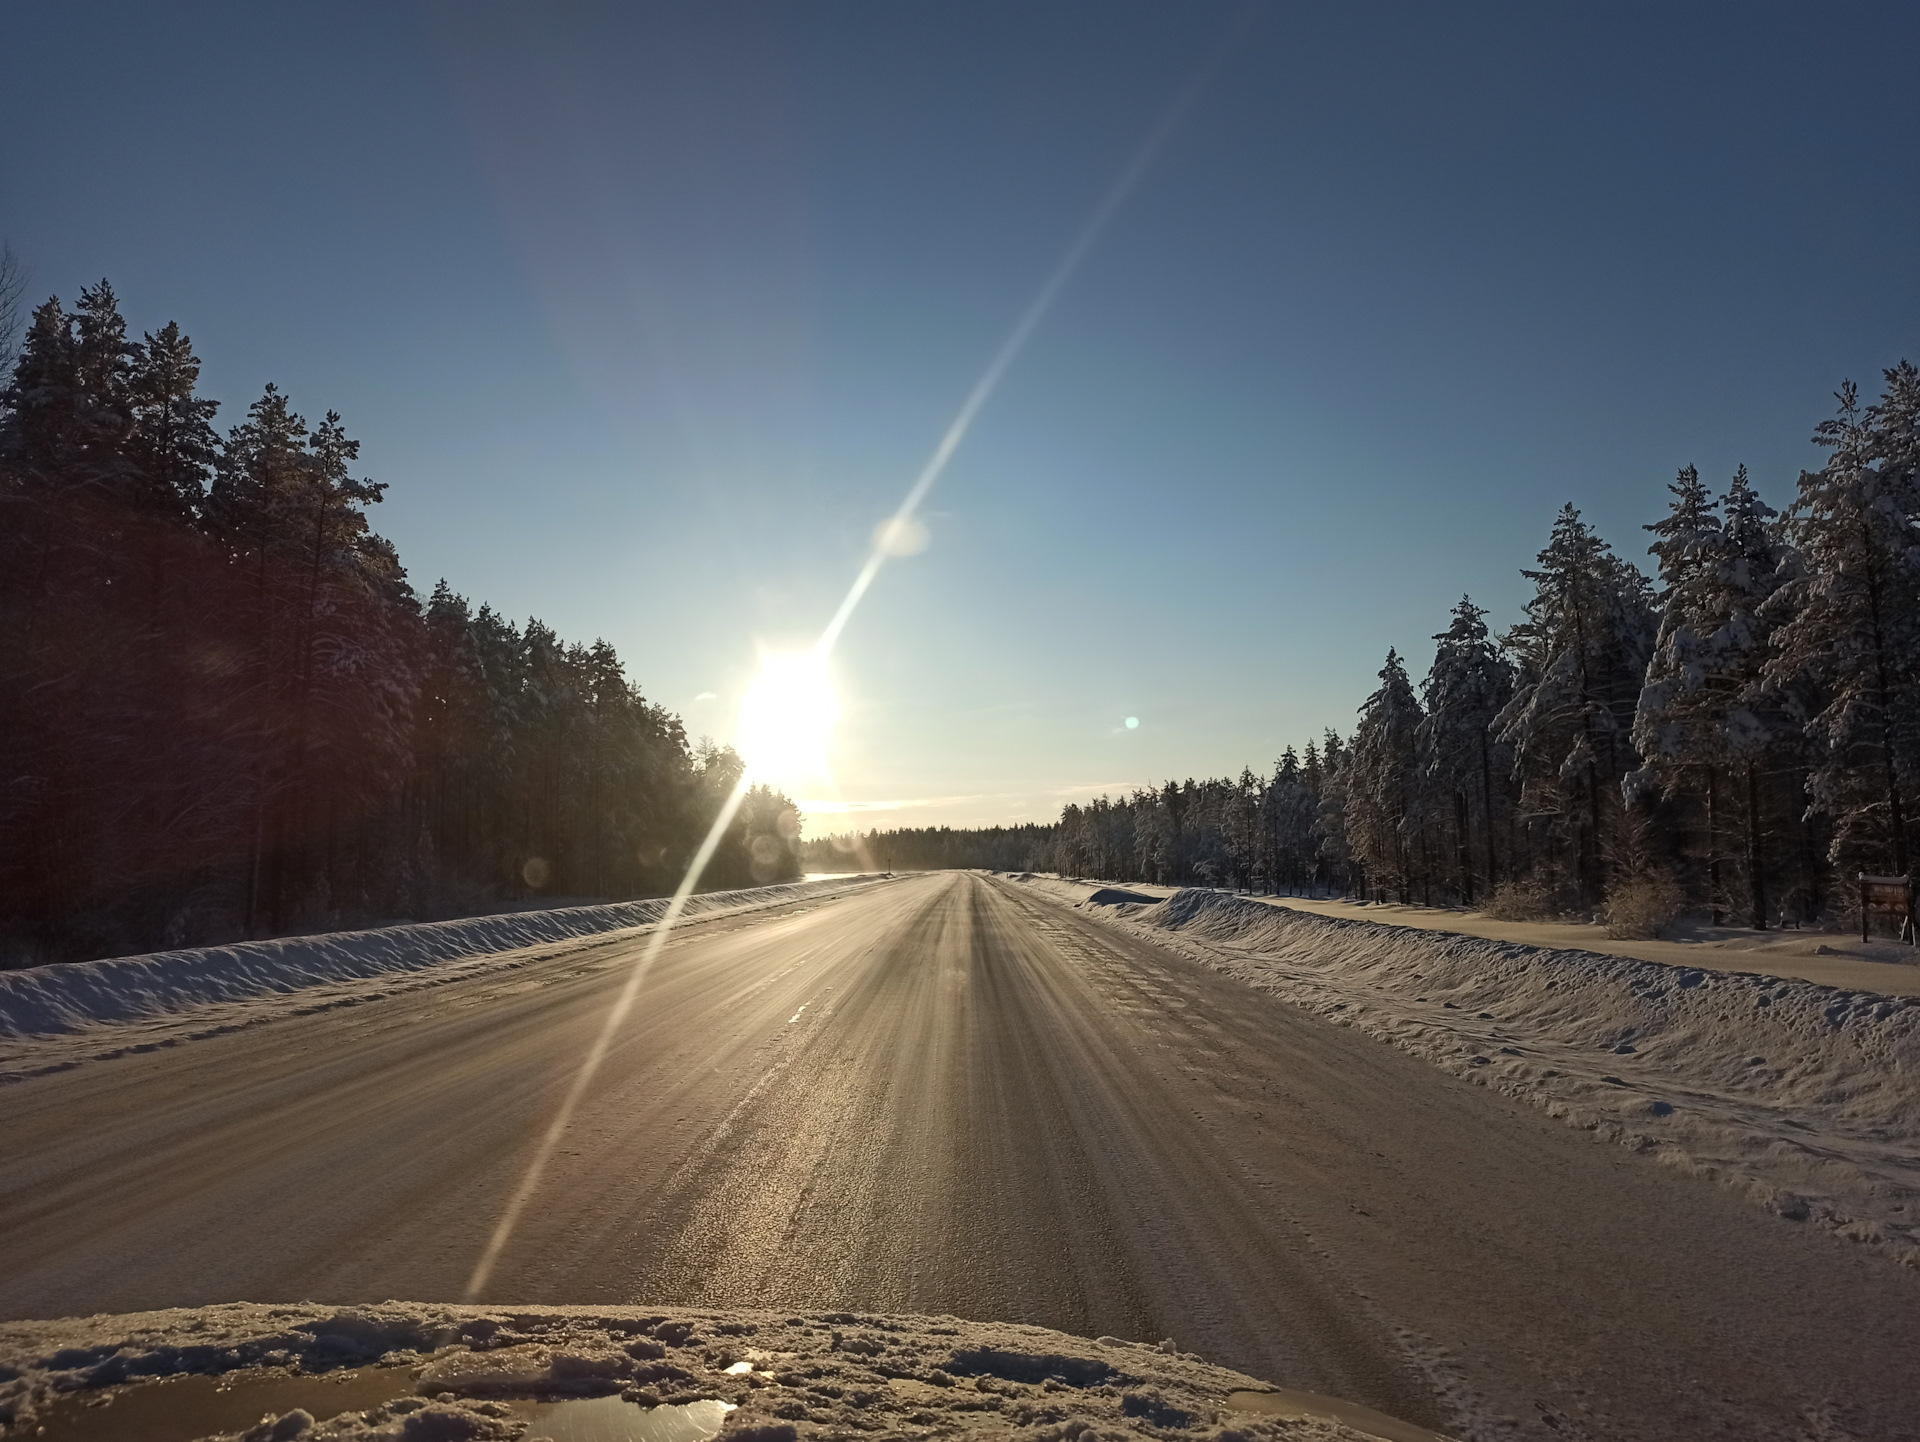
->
[5,2,1917,830]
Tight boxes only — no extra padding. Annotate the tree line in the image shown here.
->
[801,824,1053,874]
[0,278,801,965]
[820,364,1920,936]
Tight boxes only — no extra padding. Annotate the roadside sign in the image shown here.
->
[1858,873,1916,945]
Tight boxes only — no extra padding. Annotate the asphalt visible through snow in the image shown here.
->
[2,872,1916,1441]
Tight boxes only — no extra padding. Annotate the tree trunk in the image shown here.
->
[1479,733,1498,891]
[1455,789,1474,905]
[1746,759,1768,930]
[1861,524,1911,877]
[1797,765,1822,924]
[1705,765,1722,926]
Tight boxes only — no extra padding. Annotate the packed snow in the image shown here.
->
[0,1302,1440,1441]
[1048,881,1920,1264]
[0,877,888,1067]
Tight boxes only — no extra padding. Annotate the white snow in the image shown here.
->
[0,877,888,1047]
[1061,883,1920,1263]
[0,1302,1433,1440]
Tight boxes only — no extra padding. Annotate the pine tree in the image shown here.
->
[1347,650,1424,901]
[206,388,411,931]
[1767,366,1920,890]
[1263,748,1318,895]
[0,283,147,516]
[1633,465,1733,916]
[1418,596,1515,904]
[1313,732,1353,895]
[1635,468,1797,925]
[1632,465,1798,925]
[1224,768,1262,891]
[0,243,27,378]
[1498,505,1657,905]
[0,285,148,946]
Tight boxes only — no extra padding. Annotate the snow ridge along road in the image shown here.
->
[1055,881,1920,1261]
[0,874,889,1046]
[1,872,1916,1441]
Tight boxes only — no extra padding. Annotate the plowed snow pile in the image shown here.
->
[0,877,885,1058]
[1079,888,1920,1262]
[0,1302,1434,1441]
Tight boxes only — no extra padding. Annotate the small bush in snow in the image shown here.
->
[1603,872,1685,939]
[1487,878,1560,921]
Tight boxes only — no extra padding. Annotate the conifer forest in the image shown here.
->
[0,279,801,965]
[822,365,1920,939]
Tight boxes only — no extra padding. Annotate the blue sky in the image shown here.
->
[5,2,1917,829]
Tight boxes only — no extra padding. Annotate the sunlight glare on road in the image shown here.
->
[737,651,838,790]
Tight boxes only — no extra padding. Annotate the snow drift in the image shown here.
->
[1082,887,1920,1262]
[0,877,885,1043]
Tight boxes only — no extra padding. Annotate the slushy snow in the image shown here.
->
[0,1302,1436,1441]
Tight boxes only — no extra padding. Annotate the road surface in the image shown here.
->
[2,872,1916,1440]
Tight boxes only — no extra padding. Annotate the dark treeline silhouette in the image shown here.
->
[801,824,1053,874]
[814,365,1920,937]
[0,280,801,965]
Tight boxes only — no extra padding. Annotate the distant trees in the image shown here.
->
[1,279,795,964]
[799,824,1053,873]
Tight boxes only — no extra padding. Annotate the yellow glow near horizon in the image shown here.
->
[736,651,838,790]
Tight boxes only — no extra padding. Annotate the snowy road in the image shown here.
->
[2,872,1916,1440]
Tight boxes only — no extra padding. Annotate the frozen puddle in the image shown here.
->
[12,1365,412,1441]
[14,1363,735,1442]
[509,1394,734,1441]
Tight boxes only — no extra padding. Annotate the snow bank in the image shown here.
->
[1084,887,1920,1263]
[0,878,885,1042]
[0,1301,1435,1440]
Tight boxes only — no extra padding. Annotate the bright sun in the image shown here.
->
[736,651,838,789]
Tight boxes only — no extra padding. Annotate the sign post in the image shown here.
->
[1858,874,1916,945]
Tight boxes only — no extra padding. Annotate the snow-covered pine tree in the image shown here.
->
[1225,768,1262,891]
[1497,504,1657,907]
[1631,465,1797,926]
[1300,741,1327,894]
[1632,465,1731,917]
[1264,747,1319,895]
[1347,649,1424,902]
[1719,467,1809,923]
[1767,366,1920,891]
[1313,731,1353,895]
[1131,786,1171,883]
[1418,596,1515,905]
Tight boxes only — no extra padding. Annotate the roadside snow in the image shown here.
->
[0,1301,1439,1441]
[1062,885,1920,1265]
[0,878,887,1047]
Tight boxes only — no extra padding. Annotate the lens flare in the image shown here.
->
[737,652,837,788]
